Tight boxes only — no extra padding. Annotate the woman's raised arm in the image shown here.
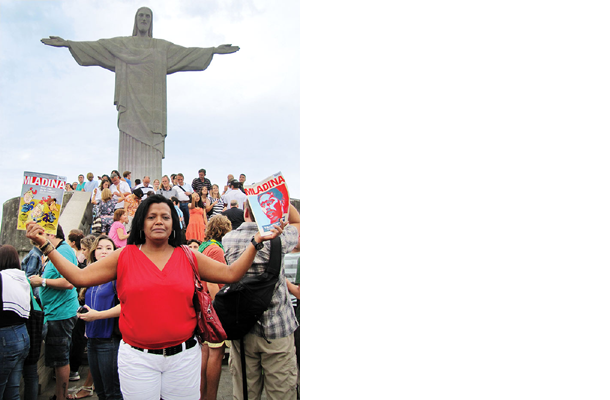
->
[26,221,121,287]
[193,223,284,284]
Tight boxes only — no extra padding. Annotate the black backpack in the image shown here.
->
[213,236,281,340]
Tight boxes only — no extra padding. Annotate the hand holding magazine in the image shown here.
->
[244,171,291,236]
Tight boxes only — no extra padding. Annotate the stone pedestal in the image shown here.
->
[118,132,163,182]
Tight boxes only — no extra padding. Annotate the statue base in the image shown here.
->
[118,132,163,183]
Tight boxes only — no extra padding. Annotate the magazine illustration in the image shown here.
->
[17,171,67,234]
[244,172,290,236]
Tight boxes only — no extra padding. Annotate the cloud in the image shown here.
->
[0,0,299,224]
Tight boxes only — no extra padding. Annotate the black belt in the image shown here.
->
[179,201,190,204]
[131,337,197,356]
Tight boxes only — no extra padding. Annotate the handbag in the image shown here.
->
[91,216,102,235]
[180,245,227,344]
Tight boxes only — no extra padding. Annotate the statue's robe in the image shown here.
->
[67,37,215,178]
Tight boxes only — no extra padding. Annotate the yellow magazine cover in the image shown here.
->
[17,171,67,234]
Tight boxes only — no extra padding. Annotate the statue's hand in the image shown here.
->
[41,36,68,47]
[215,44,240,54]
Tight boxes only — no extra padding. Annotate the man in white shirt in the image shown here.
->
[134,176,155,200]
[174,173,193,227]
[109,173,131,210]
[221,181,248,210]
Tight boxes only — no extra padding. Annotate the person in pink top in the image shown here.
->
[108,209,129,248]
[25,194,284,400]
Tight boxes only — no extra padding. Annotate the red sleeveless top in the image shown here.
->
[117,245,197,349]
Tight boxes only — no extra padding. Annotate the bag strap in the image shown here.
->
[265,236,282,278]
[240,337,248,400]
[181,245,203,291]
[181,245,206,321]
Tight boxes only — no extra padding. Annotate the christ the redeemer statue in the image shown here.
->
[41,7,239,181]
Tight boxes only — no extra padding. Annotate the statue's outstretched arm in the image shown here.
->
[41,36,68,48]
[214,44,239,54]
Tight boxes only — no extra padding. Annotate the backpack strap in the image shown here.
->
[265,236,282,278]
[240,337,248,400]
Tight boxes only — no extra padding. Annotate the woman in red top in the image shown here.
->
[25,195,284,400]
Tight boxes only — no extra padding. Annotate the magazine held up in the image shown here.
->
[244,171,291,236]
[17,171,67,235]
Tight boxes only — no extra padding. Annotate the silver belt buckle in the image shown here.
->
[163,348,167,357]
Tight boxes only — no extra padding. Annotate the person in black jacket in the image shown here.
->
[221,200,245,231]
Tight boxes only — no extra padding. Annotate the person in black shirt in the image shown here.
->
[192,168,212,195]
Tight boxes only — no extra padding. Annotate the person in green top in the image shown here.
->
[29,225,79,400]
[75,174,86,191]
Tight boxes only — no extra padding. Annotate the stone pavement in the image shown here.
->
[38,358,268,400]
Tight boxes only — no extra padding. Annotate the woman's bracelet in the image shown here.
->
[43,245,56,257]
[39,240,51,252]
[39,240,56,257]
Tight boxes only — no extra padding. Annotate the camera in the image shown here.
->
[77,306,89,314]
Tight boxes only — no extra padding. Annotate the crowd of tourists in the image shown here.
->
[0,168,300,400]
[74,169,250,243]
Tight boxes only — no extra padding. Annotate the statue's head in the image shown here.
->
[132,7,153,37]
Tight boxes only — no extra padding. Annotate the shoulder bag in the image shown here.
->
[180,245,227,344]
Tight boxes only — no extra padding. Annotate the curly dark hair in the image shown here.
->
[127,194,182,247]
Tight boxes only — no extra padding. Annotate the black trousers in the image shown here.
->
[70,317,87,371]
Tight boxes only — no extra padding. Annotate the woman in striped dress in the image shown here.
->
[206,184,225,220]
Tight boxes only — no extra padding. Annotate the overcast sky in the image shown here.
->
[0,0,299,222]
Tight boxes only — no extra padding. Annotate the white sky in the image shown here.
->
[0,0,299,222]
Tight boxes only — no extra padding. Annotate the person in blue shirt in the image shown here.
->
[21,243,43,301]
[83,172,99,193]
[28,225,79,400]
[123,171,132,189]
[78,235,122,400]
[171,196,185,244]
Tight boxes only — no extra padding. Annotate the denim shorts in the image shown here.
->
[44,316,76,367]
[0,324,30,399]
